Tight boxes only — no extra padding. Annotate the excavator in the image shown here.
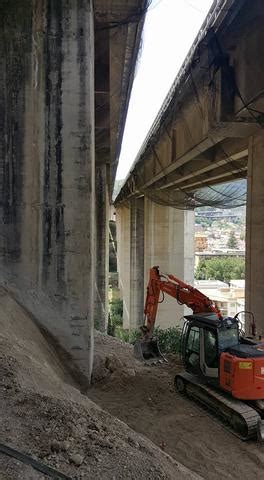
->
[134,266,264,441]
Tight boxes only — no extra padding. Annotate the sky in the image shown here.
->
[116,0,214,181]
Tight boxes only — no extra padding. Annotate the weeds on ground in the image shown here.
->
[108,298,181,353]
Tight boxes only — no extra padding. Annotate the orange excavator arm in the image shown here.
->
[143,266,222,337]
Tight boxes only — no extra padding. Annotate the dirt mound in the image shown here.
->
[0,286,200,479]
[93,331,141,383]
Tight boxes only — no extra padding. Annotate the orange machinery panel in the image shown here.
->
[220,352,264,400]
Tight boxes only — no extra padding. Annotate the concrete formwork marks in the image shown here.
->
[0,0,95,385]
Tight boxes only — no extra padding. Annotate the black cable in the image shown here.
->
[208,29,264,128]
[182,0,205,14]
[132,72,248,207]
[147,42,250,203]
[178,107,248,198]
[117,24,254,209]
[95,1,152,32]
[0,442,71,480]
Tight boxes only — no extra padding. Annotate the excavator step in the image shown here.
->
[174,371,263,441]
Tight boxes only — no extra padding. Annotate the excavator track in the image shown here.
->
[175,372,262,441]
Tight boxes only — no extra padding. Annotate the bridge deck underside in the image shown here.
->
[115,0,264,209]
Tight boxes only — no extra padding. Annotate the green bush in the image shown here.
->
[110,298,123,316]
[108,298,123,336]
[108,297,181,355]
[114,325,130,343]
[128,329,141,345]
[113,325,181,354]
[152,326,181,354]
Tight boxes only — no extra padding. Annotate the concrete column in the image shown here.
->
[116,208,122,298]
[130,197,145,329]
[95,164,109,332]
[144,198,195,328]
[116,205,131,329]
[0,0,95,386]
[245,133,264,336]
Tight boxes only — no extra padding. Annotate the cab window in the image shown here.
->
[186,326,200,372]
[204,329,218,368]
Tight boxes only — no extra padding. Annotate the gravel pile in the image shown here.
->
[0,287,200,479]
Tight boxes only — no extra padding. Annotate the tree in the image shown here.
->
[195,257,245,283]
[226,230,238,249]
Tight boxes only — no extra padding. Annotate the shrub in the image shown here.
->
[108,298,123,336]
[113,325,181,354]
[114,325,130,343]
[152,326,181,354]
[110,298,123,316]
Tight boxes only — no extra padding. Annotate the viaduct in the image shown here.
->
[115,0,264,336]
[1,0,264,387]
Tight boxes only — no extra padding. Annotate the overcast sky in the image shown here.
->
[116,0,214,180]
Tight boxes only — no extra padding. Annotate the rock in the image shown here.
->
[69,453,84,466]
[105,354,123,373]
[61,440,70,452]
[77,417,87,425]
[50,439,61,453]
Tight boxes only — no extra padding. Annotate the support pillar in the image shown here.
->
[95,165,109,332]
[0,0,95,386]
[116,205,131,329]
[246,134,264,336]
[130,197,145,329]
[144,198,195,328]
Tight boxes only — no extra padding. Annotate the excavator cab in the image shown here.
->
[181,313,239,382]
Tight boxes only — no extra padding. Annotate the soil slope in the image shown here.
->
[0,286,200,479]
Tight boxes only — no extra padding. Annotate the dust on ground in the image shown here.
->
[0,286,200,480]
[89,335,264,480]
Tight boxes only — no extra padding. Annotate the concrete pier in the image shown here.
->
[144,198,195,328]
[0,0,95,385]
[95,164,110,332]
[116,199,195,330]
[130,197,145,329]
[116,206,131,329]
[246,133,264,336]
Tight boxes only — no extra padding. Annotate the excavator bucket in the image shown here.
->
[134,337,167,365]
